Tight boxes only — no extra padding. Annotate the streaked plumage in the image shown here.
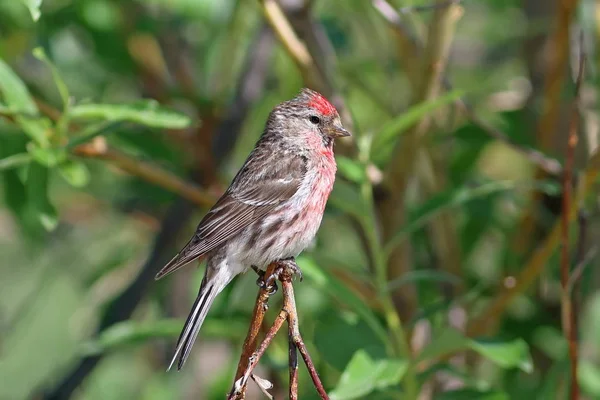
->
[155,88,350,370]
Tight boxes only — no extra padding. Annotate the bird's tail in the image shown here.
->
[167,266,232,371]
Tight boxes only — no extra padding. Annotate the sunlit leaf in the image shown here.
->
[417,328,533,373]
[469,337,533,373]
[21,0,43,21]
[69,101,192,129]
[58,159,90,187]
[329,350,408,399]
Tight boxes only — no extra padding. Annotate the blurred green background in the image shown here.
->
[2,0,600,399]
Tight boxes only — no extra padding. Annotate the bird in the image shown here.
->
[155,88,350,371]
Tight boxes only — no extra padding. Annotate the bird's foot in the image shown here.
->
[252,265,278,295]
[252,258,303,296]
[278,257,303,282]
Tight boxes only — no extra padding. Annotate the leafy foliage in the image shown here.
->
[1,0,598,399]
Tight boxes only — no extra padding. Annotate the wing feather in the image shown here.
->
[155,151,306,280]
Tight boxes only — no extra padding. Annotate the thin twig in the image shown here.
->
[228,260,329,399]
[289,334,299,400]
[560,31,585,400]
[259,0,324,89]
[282,273,328,398]
[73,140,216,207]
[372,0,562,176]
[231,262,279,399]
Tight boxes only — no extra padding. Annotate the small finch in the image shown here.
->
[155,88,350,370]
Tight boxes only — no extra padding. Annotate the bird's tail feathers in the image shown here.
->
[167,267,232,371]
[155,251,204,281]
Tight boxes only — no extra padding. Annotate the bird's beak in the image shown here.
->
[326,123,351,138]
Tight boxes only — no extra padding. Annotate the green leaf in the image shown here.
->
[0,59,52,146]
[26,162,58,231]
[0,60,38,115]
[329,350,408,399]
[0,153,31,171]
[336,155,367,184]
[298,256,390,350]
[315,312,386,371]
[32,47,70,109]
[417,328,470,363]
[371,90,464,161]
[579,360,600,397]
[82,318,247,355]
[27,142,67,167]
[384,180,560,256]
[417,328,533,373]
[58,159,90,187]
[69,101,192,129]
[21,0,43,21]
[469,337,533,373]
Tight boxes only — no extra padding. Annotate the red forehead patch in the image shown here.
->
[302,89,337,116]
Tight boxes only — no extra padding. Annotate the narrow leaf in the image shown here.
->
[32,47,70,109]
[0,59,51,146]
[69,101,192,129]
[26,162,58,231]
[469,337,533,373]
[0,153,31,171]
[371,90,464,159]
[0,59,38,114]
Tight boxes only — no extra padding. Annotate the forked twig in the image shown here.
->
[228,259,328,399]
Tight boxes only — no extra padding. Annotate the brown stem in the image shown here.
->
[560,31,584,400]
[73,141,215,207]
[230,262,279,399]
[282,275,329,399]
[229,260,329,399]
[289,335,299,400]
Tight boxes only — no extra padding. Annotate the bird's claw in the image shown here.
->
[279,257,303,282]
[252,265,279,295]
[251,259,303,296]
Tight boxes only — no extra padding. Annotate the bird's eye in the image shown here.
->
[309,115,321,124]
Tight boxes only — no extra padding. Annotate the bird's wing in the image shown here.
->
[155,152,307,280]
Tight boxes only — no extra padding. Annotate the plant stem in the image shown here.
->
[359,175,418,399]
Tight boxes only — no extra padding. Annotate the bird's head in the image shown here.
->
[269,88,351,146]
